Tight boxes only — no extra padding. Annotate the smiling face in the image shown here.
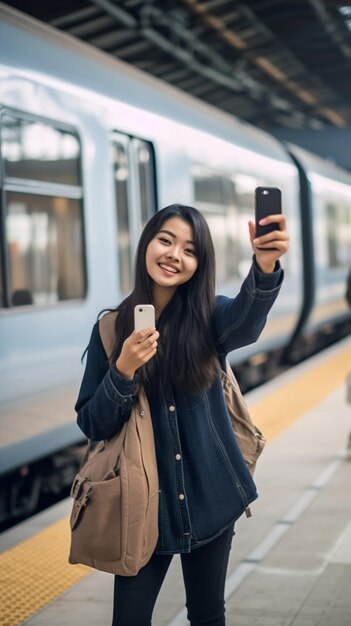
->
[145,216,198,301]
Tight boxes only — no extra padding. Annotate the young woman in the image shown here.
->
[75,203,289,626]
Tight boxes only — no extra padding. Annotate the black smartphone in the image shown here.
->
[255,187,282,238]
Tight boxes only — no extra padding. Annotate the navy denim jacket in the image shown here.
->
[75,259,283,554]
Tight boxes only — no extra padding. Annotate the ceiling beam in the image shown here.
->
[87,0,248,94]
[307,0,351,60]
[181,0,348,126]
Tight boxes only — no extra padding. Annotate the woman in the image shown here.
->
[75,203,289,625]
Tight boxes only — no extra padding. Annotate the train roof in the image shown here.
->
[0,2,292,166]
[288,142,351,187]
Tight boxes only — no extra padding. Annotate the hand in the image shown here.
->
[248,214,289,273]
[115,327,159,379]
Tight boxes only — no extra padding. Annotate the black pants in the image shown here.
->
[112,524,234,626]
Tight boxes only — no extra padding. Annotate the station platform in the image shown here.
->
[1,336,351,626]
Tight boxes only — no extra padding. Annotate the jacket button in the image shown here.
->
[168,405,175,412]
[178,493,185,500]
[175,454,181,461]
[140,410,145,416]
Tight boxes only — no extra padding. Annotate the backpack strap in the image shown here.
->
[99,311,118,362]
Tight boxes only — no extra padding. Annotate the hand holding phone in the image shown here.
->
[134,304,155,332]
[116,305,158,379]
[255,187,282,238]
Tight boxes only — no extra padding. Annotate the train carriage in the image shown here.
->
[0,3,350,526]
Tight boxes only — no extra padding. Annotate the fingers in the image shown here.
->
[248,215,287,240]
[139,336,159,357]
[116,327,160,378]
[132,331,159,354]
[131,328,159,363]
[249,214,289,274]
[249,214,289,251]
[135,327,157,340]
[248,220,256,243]
[259,214,286,229]
[254,231,289,251]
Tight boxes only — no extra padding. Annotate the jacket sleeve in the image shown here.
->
[75,323,139,441]
[214,257,284,355]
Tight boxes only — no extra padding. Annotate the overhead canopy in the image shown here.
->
[3,0,351,129]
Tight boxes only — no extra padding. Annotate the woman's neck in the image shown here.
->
[152,284,177,318]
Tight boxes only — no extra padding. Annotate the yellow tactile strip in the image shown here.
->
[0,341,350,626]
[0,518,90,626]
[249,342,351,441]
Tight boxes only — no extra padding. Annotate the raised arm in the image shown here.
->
[214,212,289,355]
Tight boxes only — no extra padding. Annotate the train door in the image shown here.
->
[111,132,156,295]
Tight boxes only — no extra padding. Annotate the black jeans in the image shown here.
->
[112,524,235,626]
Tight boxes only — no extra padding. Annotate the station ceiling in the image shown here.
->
[3,0,351,130]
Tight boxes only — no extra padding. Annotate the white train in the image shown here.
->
[0,4,350,523]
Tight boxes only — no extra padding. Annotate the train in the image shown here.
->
[0,3,350,526]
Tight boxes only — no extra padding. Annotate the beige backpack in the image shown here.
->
[68,312,159,576]
[221,362,265,476]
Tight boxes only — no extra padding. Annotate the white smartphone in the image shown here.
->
[134,304,155,332]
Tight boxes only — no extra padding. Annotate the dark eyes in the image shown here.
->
[158,237,196,256]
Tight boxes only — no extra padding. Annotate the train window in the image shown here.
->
[1,115,80,185]
[234,174,259,277]
[194,173,226,207]
[112,140,132,295]
[112,134,157,295]
[327,201,351,267]
[192,166,240,284]
[193,166,288,284]
[0,251,3,307]
[0,111,86,308]
[132,139,156,229]
[6,192,85,305]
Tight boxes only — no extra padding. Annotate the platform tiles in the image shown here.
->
[0,336,350,626]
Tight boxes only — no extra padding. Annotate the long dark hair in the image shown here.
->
[111,204,219,394]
